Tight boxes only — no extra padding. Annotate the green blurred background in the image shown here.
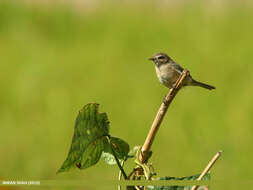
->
[0,0,253,189]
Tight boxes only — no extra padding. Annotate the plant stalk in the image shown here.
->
[139,70,190,163]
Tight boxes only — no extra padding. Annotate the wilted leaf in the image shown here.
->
[57,103,110,173]
[102,136,130,165]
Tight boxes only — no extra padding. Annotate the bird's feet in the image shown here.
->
[163,95,168,106]
[171,83,177,90]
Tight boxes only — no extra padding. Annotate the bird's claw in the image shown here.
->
[163,95,168,106]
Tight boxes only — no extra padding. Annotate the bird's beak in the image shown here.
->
[148,57,155,61]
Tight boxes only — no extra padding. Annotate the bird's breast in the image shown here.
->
[155,64,180,88]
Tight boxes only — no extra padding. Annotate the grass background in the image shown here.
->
[0,1,253,189]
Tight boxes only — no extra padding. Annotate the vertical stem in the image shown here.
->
[139,70,190,163]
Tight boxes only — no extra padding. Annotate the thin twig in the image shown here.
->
[139,70,190,163]
[191,151,222,190]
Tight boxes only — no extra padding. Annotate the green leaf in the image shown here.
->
[57,103,110,173]
[110,137,130,159]
[102,137,130,165]
[148,173,210,190]
[78,138,105,169]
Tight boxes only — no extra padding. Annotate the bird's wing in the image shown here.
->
[171,62,184,74]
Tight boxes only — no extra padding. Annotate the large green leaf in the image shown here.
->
[102,136,130,165]
[57,103,110,173]
[148,173,210,190]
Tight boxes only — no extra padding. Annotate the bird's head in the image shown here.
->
[148,52,172,67]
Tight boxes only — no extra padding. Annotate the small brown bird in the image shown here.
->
[149,53,215,90]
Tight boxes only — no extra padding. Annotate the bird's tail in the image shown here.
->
[191,79,216,90]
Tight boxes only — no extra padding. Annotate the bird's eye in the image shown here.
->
[158,56,165,59]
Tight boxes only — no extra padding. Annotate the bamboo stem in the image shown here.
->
[139,70,190,163]
[191,151,222,190]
